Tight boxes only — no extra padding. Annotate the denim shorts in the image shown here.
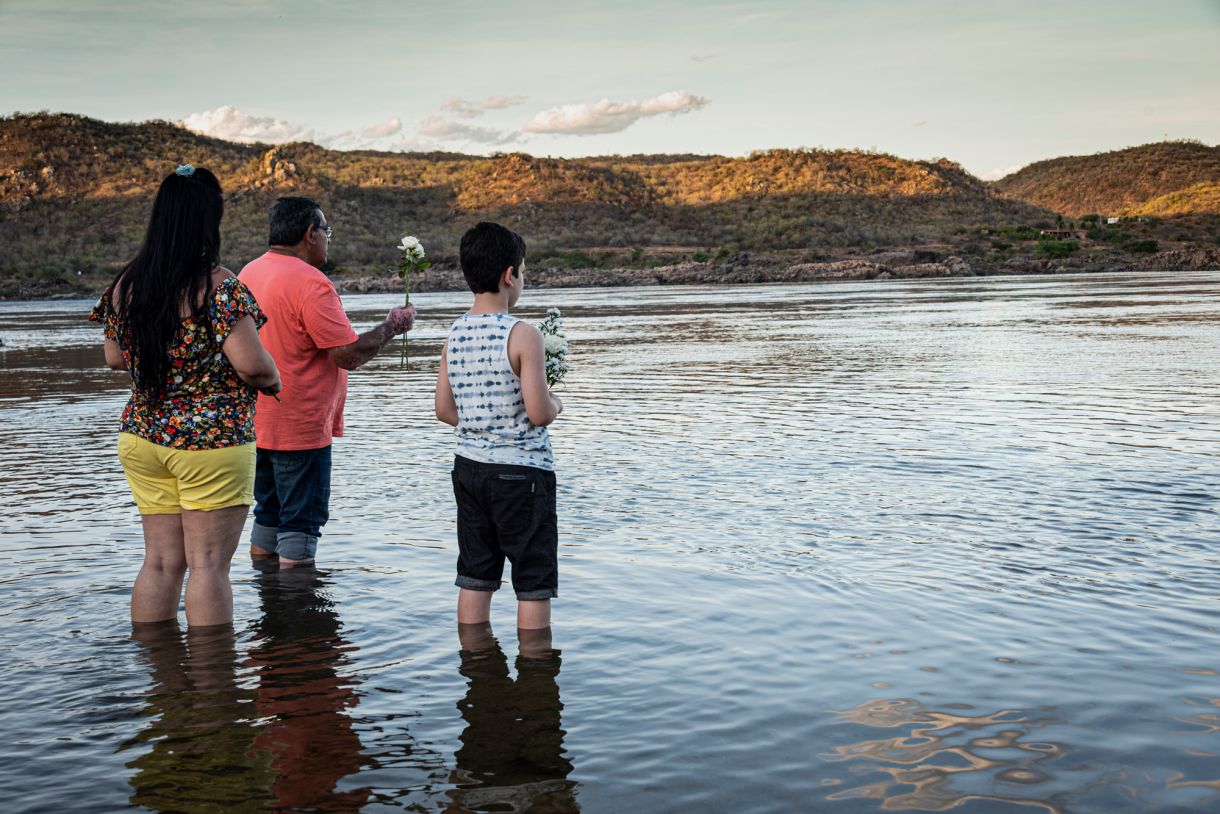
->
[250,446,332,561]
[451,455,558,600]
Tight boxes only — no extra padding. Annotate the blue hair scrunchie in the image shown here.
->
[175,164,195,177]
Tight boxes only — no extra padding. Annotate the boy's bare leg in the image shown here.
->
[517,625,553,659]
[250,544,275,561]
[132,514,187,623]
[457,620,496,652]
[517,599,550,630]
[458,588,493,624]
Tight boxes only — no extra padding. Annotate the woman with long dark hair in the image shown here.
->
[90,164,280,627]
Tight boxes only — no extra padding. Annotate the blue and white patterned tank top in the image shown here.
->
[447,312,553,471]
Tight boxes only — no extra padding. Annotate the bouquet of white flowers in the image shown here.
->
[538,307,570,388]
[396,236,430,367]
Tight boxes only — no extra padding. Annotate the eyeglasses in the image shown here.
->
[316,224,333,241]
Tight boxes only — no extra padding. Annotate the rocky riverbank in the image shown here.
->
[330,247,1220,295]
[5,248,1218,301]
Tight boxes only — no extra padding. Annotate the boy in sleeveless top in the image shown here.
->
[435,222,564,632]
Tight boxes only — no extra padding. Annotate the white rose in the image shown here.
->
[410,245,426,260]
[543,334,567,355]
[398,236,421,252]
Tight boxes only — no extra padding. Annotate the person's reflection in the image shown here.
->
[125,622,273,810]
[246,566,370,811]
[446,624,578,813]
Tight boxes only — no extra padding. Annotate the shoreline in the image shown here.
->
[331,246,1220,295]
[6,248,1218,302]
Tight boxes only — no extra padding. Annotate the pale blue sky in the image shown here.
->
[1,0,1217,178]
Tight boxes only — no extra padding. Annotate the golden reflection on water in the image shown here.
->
[1168,694,1220,791]
[822,698,1065,813]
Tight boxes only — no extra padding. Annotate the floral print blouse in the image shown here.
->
[89,276,267,450]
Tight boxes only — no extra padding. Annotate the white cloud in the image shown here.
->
[419,116,518,145]
[440,99,482,118]
[523,91,709,136]
[441,95,528,118]
[981,164,1024,181]
[483,95,528,110]
[361,117,402,139]
[182,105,314,144]
[690,53,718,63]
[183,107,410,151]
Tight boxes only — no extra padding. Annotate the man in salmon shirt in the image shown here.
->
[239,196,415,567]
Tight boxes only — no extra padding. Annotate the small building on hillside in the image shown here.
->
[1039,229,1078,240]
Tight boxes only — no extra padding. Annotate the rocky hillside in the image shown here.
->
[0,113,1052,287]
[4,114,1217,299]
[993,141,1220,218]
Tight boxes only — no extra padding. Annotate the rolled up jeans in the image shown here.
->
[251,446,332,561]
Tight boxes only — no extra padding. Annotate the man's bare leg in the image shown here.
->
[250,544,275,561]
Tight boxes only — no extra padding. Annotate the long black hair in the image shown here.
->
[113,166,223,399]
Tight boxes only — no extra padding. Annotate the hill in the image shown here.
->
[0,113,1058,291]
[2,113,1217,298]
[992,141,1220,218]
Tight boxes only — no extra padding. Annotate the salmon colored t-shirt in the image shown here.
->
[239,252,359,451]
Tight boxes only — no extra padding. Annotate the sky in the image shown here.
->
[1,0,1217,179]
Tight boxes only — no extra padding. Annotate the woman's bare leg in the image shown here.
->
[180,506,247,627]
[131,514,187,623]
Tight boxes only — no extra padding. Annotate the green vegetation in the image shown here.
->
[1125,239,1160,254]
[1036,240,1079,259]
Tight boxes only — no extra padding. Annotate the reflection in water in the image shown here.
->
[823,698,1065,813]
[246,566,370,811]
[447,625,578,813]
[123,623,274,810]
[8,275,1220,811]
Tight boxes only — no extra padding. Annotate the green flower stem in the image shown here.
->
[407,281,417,368]
[397,259,428,368]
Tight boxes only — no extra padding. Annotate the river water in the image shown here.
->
[1,271,1218,813]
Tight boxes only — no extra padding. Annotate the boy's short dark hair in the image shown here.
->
[268,196,323,246]
[459,221,527,294]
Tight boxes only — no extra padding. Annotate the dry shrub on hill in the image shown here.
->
[994,141,1220,217]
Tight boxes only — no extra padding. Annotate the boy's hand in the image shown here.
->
[386,305,415,335]
[550,393,563,415]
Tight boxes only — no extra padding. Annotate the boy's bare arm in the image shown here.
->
[510,323,561,426]
[435,344,459,426]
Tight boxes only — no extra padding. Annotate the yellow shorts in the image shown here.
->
[117,432,255,515]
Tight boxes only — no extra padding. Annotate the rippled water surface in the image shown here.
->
[2,272,1218,813]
